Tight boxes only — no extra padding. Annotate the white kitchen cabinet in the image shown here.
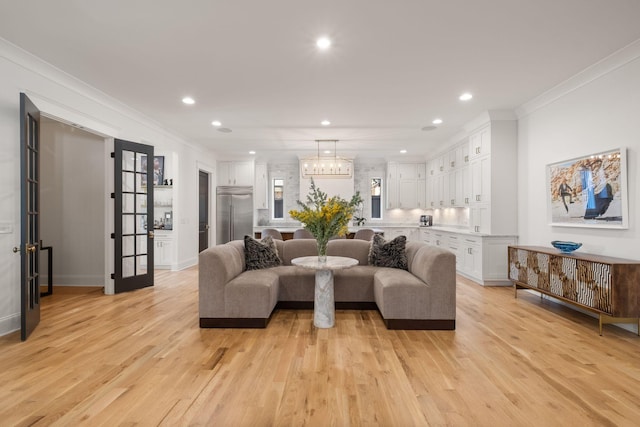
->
[420,228,433,245]
[254,163,268,209]
[420,228,516,285]
[154,232,175,269]
[386,162,398,209]
[460,235,482,279]
[417,178,426,209]
[387,162,426,209]
[470,205,490,234]
[469,125,491,160]
[470,156,491,204]
[462,166,471,206]
[466,119,517,235]
[218,161,254,186]
[398,180,417,208]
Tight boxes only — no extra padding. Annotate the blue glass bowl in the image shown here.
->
[551,241,582,253]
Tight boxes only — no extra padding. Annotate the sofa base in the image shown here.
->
[383,318,455,330]
[276,301,379,310]
[200,317,271,328]
[201,308,455,331]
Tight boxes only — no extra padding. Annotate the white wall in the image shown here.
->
[40,118,105,285]
[0,39,217,336]
[516,41,640,257]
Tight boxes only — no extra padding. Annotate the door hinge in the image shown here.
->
[110,152,115,158]
[111,193,115,199]
[110,273,115,279]
[110,233,115,239]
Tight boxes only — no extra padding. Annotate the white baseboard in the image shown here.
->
[0,313,20,337]
[175,257,197,271]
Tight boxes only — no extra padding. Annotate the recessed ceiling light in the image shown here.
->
[316,37,331,50]
[211,120,222,127]
[182,96,195,105]
[321,120,331,126]
[432,118,443,125]
[400,149,407,154]
[459,92,473,101]
[249,151,256,155]
[324,150,331,154]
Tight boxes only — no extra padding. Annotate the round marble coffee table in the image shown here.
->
[291,256,358,328]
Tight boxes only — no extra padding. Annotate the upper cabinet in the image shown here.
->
[387,162,426,209]
[424,117,517,236]
[218,161,254,186]
[467,120,517,235]
[254,163,268,209]
[469,125,491,160]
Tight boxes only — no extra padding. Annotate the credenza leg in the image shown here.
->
[598,314,639,336]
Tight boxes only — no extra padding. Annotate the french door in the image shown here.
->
[19,93,41,340]
[199,170,209,252]
[113,139,155,293]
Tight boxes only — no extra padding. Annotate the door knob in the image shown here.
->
[148,231,155,239]
[26,244,36,253]
[13,246,20,253]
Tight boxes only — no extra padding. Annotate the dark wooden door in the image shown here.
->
[19,93,41,341]
[113,139,155,293]
[199,170,209,252]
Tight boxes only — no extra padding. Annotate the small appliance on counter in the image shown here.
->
[419,215,433,227]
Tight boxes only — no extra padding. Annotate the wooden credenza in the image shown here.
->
[508,245,640,335]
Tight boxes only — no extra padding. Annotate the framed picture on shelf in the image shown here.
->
[141,155,164,186]
[546,148,628,229]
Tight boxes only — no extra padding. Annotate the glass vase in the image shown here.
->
[317,239,328,264]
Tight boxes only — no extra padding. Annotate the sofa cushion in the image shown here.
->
[334,266,378,301]
[373,268,430,319]
[244,235,282,270]
[225,269,279,318]
[368,234,408,270]
[327,239,371,265]
[279,239,318,265]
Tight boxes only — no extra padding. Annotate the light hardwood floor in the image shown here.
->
[1,268,639,426]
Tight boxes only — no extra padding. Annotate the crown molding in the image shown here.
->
[0,37,202,152]
[515,37,640,118]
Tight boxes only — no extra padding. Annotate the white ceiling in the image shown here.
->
[2,0,640,161]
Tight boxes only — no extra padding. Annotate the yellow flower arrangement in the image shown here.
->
[289,179,363,257]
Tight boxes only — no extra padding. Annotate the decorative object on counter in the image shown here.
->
[420,215,433,226]
[368,234,408,270]
[550,240,582,253]
[289,178,362,260]
[353,201,366,226]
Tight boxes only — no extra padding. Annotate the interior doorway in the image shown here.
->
[39,117,107,292]
[199,170,210,252]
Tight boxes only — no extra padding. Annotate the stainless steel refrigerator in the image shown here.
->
[216,186,253,244]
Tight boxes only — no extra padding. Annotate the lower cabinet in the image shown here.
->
[154,232,175,269]
[421,228,516,285]
[508,245,640,335]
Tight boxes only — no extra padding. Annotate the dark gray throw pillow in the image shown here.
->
[368,234,408,270]
[244,235,282,270]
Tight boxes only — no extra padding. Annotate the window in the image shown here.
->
[273,178,284,219]
[371,178,382,219]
